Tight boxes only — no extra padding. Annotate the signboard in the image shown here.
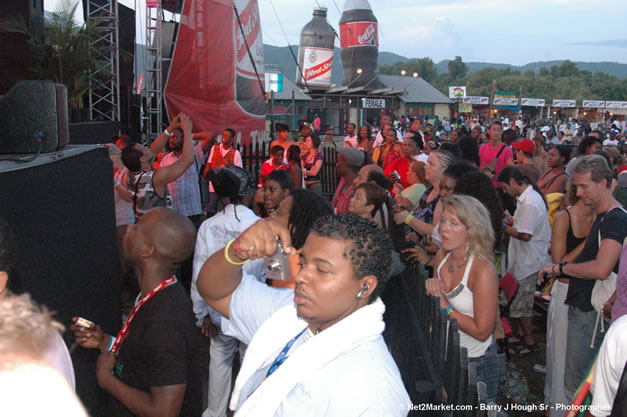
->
[582,100,605,108]
[552,99,576,108]
[494,90,518,106]
[449,86,466,99]
[339,21,378,48]
[606,101,627,109]
[459,103,473,113]
[361,98,385,108]
[520,98,545,107]
[265,73,283,93]
[493,97,519,106]
[298,47,333,87]
[462,96,489,105]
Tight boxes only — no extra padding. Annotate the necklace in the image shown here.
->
[447,257,467,273]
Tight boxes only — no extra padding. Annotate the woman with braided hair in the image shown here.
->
[269,189,334,288]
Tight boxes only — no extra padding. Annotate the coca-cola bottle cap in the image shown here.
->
[343,0,373,12]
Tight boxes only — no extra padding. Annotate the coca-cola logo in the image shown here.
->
[235,1,260,61]
[358,24,376,45]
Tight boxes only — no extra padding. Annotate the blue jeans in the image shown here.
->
[564,306,605,401]
[469,343,506,403]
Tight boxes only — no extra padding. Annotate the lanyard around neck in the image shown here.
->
[110,276,177,354]
[265,327,307,378]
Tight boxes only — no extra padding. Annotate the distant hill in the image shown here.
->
[435,59,627,79]
[263,44,627,81]
[135,43,627,84]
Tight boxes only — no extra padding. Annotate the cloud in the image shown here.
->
[567,40,627,48]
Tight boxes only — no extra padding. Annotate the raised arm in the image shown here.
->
[149,113,183,155]
[153,114,194,189]
[196,220,293,319]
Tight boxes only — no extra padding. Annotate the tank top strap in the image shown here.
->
[460,255,475,286]
[565,208,572,228]
[436,252,451,280]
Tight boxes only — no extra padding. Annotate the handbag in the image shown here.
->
[480,144,506,179]
[589,207,626,347]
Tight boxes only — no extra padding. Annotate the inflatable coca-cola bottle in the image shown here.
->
[339,0,379,88]
[233,0,266,115]
[297,7,335,89]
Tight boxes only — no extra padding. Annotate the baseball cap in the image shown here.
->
[337,147,365,168]
[208,165,257,198]
[511,138,535,154]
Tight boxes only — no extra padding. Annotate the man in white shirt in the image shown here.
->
[374,115,403,147]
[603,130,620,147]
[195,215,411,416]
[498,166,550,354]
[191,165,263,417]
[344,123,358,147]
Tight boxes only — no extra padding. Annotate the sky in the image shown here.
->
[45,0,627,66]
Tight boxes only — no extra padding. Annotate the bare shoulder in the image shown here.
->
[468,257,497,289]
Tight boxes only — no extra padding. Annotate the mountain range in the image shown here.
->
[262,44,627,85]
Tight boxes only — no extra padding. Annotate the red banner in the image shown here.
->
[340,22,378,48]
[164,0,266,146]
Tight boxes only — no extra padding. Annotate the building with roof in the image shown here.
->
[378,75,452,120]
[265,70,312,133]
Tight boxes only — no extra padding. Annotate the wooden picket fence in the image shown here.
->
[237,142,339,197]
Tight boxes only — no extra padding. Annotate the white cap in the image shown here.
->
[343,0,372,12]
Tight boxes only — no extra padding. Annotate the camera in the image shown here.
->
[264,238,291,281]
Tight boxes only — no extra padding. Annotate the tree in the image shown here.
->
[378,57,439,82]
[448,56,468,80]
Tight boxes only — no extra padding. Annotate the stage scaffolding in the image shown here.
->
[86,0,121,124]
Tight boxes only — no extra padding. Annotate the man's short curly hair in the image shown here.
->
[311,214,394,303]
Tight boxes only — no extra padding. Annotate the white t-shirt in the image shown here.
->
[190,204,264,326]
[590,315,627,416]
[344,135,358,147]
[373,129,403,147]
[603,138,620,147]
[507,185,551,280]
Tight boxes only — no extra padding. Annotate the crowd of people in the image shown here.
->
[1,110,626,417]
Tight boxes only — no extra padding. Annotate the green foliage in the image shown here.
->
[378,57,439,83]
[381,56,627,102]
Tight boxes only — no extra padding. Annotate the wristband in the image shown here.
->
[224,239,248,265]
[405,214,413,225]
[446,305,454,319]
[559,261,567,276]
[232,239,245,254]
[107,335,115,352]
[163,129,172,137]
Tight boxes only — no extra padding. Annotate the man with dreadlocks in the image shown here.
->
[190,165,262,417]
[196,214,411,416]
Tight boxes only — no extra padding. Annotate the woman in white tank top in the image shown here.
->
[424,194,504,403]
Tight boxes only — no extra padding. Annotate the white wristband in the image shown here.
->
[163,129,172,137]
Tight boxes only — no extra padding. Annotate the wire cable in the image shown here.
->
[267,0,312,91]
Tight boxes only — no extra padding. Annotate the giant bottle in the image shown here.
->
[296,7,335,89]
[339,0,379,88]
[234,0,266,115]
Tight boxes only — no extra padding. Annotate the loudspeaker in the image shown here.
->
[69,121,120,145]
[0,80,70,153]
[0,145,121,417]
[0,0,45,94]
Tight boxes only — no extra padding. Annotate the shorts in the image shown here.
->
[509,272,537,318]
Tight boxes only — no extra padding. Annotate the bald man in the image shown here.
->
[72,208,201,417]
